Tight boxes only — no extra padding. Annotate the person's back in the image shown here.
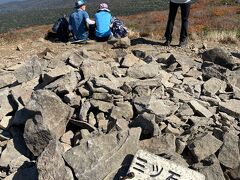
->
[95,3,112,41]
[69,0,95,41]
[95,11,111,38]
[69,10,89,40]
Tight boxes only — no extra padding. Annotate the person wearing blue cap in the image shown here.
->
[69,0,95,41]
[94,3,112,42]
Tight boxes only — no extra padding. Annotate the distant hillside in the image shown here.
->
[0,0,168,33]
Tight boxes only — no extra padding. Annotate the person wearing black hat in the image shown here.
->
[164,0,191,47]
[69,0,95,41]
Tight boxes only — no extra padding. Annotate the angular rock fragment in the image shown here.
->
[202,48,235,70]
[219,99,240,119]
[188,133,223,162]
[121,53,139,67]
[14,56,42,83]
[37,140,69,180]
[0,72,16,89]
[130,112,160,136]
[218,132,239,169]
[203,77,226,96]
[189,100,213,118]
[80,59,111,79]
[63,128,141,180]
[127,63,159,79]
[0,139,26,168]
[24,90,72,156]
[45,71,78,95]
[139,133,176,154]
[193,155,225,180]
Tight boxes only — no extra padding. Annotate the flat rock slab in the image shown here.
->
[219,99,240,119]
[128,150,205,180]
[189,100,213,118]
[188,133,223,162]
[63,128,141,180]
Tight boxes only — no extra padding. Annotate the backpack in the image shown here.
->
[52,17,69,42]
[111,17,128,38]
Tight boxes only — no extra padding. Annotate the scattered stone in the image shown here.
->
[121,53,139,67]
[189,100,213,118]
[45,71,78,95]
[130,112,160,136]
[188,133,223,162]
[24,90,72,156]
[63,128,141,180]
[0,72,16,89]
[202,48,235,70]
[218,132,239,169]
[60,130,74,146]
[111,37,131,48]
[139,133,176,154]
[81,59,111,79]
[193,155,225,180]
[127,63,159,79]
[0,139,25,168]
[67,52,84,68]
[14,56,42,83]
[37,140,69,180]
[203,77,227,96]
[96,113,108,132]
[219,99,240,118]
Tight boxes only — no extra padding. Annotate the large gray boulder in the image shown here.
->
[188,133,223,162]
[0,89,18,120]
[45,71,78,95]
[127,63,159,79]
[37,140,71,180]
[130,112,160,137]
[24,90,72,156]
[139,133,176,154]
[80,59,112,79]
[193,155,225,180]
[14,56,42,83]
[219,99,240,119]
[218,132,239,169]
[63,128,141,180]
[202,48,235,70]
[0,72,16,89]
[203,77,227,96]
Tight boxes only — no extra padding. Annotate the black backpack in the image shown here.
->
[52,17,69,42]
[111,17,128,38]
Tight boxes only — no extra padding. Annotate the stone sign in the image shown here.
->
[127,150,205,180]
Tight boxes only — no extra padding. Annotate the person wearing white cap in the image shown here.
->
[94,3,112,42]
[164,0,191,47]
[69,0,95,41]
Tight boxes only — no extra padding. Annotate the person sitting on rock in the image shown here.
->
[94,3,112,42]
[69,0,95,41]
[164,0,191,47]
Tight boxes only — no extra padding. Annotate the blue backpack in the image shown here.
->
[111,17,128,38]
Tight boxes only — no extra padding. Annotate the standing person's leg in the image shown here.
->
[179,2,191,46]
[164,1,179,45]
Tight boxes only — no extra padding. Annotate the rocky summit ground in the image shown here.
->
[0,36,240,180]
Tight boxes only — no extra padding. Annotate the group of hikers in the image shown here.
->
[53,0,191,47]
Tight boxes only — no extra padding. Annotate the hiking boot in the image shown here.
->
[179,39,188,48]
[163,40,171,47]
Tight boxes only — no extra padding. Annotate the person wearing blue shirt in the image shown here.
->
[95,3,112,42]
[69,0,95,41]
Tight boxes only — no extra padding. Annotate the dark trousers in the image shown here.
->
[164,1,191,42]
